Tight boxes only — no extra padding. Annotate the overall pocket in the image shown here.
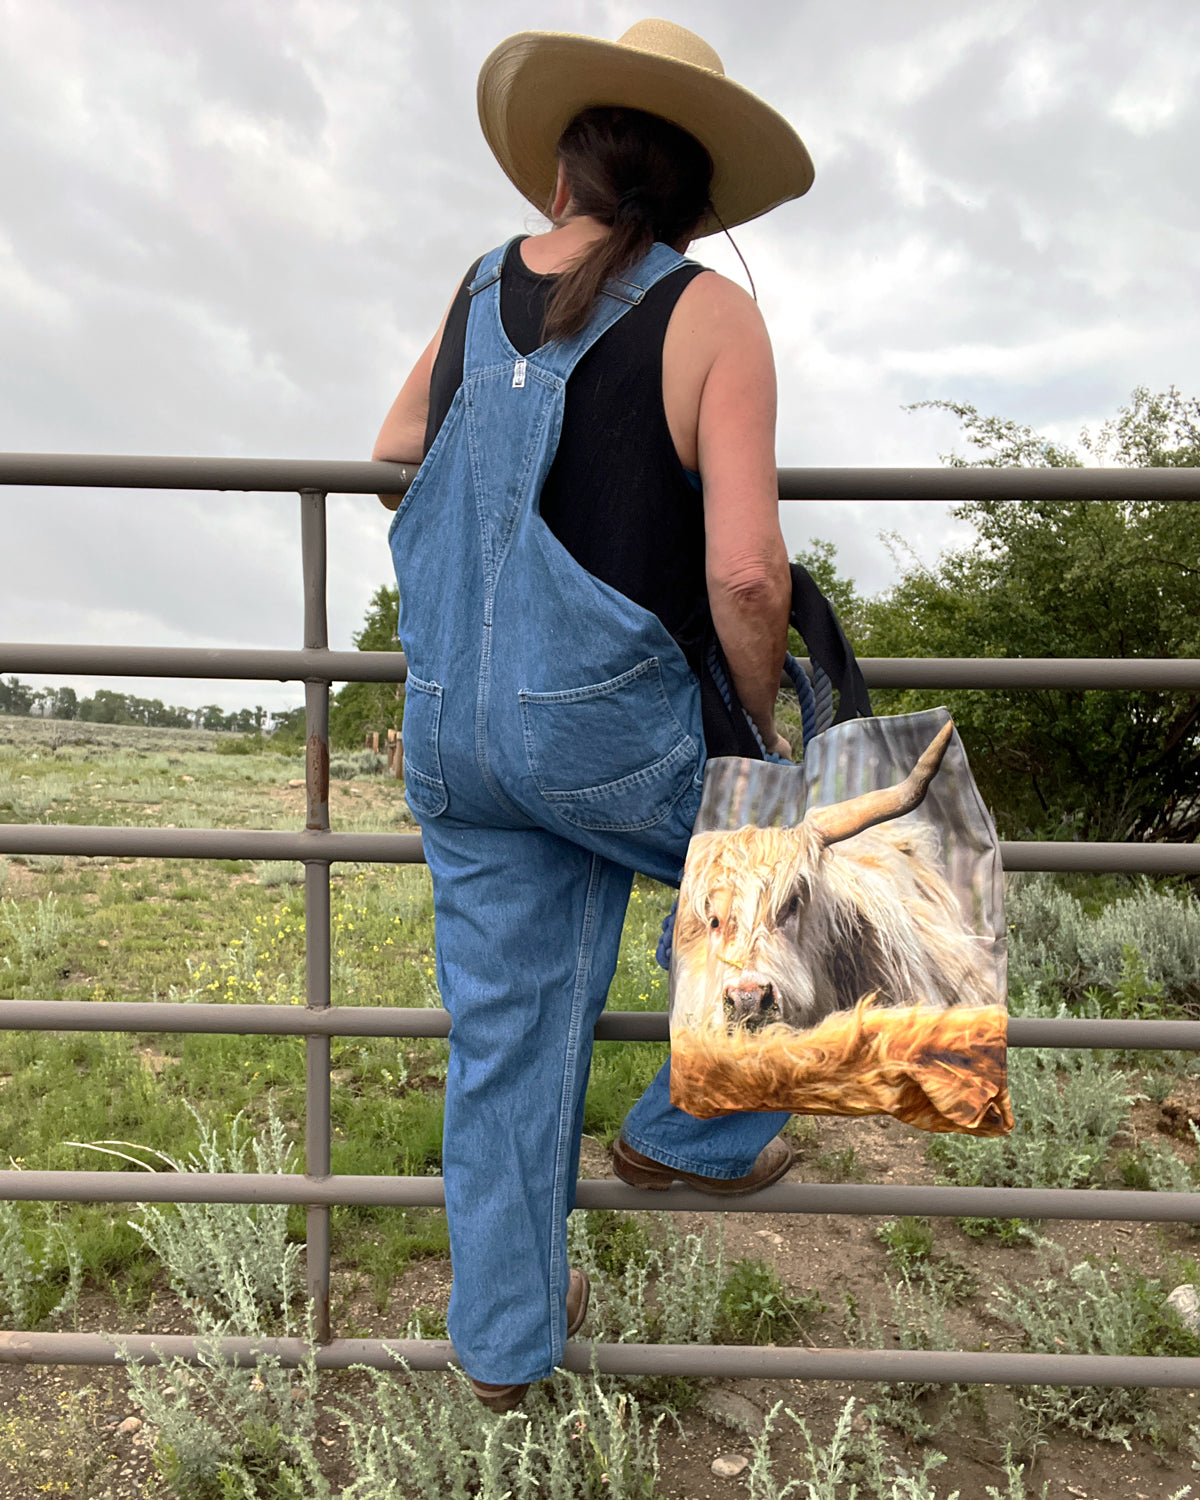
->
[519,657,699,832]
[401,675,448,818]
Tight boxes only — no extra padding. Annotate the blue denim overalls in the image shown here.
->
[388,236,786,1384]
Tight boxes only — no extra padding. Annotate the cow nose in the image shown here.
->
[723,981,779,1031]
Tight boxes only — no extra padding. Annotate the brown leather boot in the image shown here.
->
[612,1135,794,1196]
[468,1268,590,1413]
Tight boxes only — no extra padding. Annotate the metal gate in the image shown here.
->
[1,452,1199,1390]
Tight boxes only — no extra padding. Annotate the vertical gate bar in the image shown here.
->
[300,489,332,1344]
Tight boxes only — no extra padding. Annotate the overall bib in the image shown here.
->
[388,237,786,1383]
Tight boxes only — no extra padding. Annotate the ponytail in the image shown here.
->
[541,107,713,343]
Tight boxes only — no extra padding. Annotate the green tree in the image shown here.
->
[329,585,404,749]
[78,689,134,724]
[0,677,34,716]
[851,388,1200,842]
[50,686,78,720]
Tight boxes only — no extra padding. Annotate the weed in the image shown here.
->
[1141,1066,1178,1103]
[0,1198,82,1329]
[988,1250,1200,1447]
[717,1257,823,1344]
[1,890,72,968]
[258,861,304,887]
[877,1215,935,1268]
[0,1379,123,1496]
[812,1143,866,1182]
[877,1219,977,1304]
[954,1216,1040,1248]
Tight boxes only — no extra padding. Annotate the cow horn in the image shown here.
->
[806,720,955,846]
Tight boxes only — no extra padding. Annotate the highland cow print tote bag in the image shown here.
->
[668,706,1011,1137]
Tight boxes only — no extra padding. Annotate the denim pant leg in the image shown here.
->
[620,1059,789,1179]
[418,815,633,1385]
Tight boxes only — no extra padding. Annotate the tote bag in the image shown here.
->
[669,590,1010,1138]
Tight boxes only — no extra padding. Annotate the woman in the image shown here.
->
[373,19,813,1409]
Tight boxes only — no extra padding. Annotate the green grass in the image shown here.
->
[0,733,685,1311]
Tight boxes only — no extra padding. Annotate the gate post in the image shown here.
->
[300,488,333,1343]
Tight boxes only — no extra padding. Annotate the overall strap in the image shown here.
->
[461,237,522,378]
[536,242,693,382]
[461,239,695,383]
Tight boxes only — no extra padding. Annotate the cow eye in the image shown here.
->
[709,914,721,931]
[779,893,799,924]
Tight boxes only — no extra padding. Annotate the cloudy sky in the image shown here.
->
[2,0,1197,714]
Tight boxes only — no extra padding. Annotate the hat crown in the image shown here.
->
[615,19,725,77]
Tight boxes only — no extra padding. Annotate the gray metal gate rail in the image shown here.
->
[1,453,1199,1389]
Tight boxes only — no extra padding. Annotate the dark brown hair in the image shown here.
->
[541,106,713,342]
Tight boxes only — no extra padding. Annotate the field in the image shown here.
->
[3,711,1200,1499]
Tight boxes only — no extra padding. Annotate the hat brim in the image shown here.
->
[477,31,814,237]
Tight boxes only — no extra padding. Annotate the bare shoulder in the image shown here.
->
[671,269,771,346]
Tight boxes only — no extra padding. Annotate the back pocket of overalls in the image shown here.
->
[519,657,698,832]
[401,675,449,819]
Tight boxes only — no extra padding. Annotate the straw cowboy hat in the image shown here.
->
[477,19,813,237]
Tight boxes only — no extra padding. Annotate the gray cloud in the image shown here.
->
[1,0,1197,711]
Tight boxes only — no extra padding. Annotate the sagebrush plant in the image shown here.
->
[738,1394,1033,1500]
[324,1366,663,1500]
[1006,875,1200,1008]
[1117,1119,1200,1231]
[843,1275,962,1444]
[114,1111,316,1498]
[566,1208,725,1346]
[926,1045,1133,1190]
[988,1250,1200,1448]
[121,1274,319,1500]
[79,1105,299,1320]
[0,1197,81,1329]
[0,890,72,968]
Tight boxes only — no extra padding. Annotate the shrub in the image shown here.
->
[122,1279,319,1500]
[1007,876,1200,1010]
[742,1395,980,1500]
[332,1367,662,1500]
[843,1275,962,1444]
[0,892,72,968]
[566,1209,724,1347]
[717,1257,824,1345]
[927,1047,1133,1190]
[77,1106,300,1321]
[329,751,387,780]
[988,1251,1200,1447]
[0,1199,81,1330]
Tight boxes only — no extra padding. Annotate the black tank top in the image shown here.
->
[425,239,710,668]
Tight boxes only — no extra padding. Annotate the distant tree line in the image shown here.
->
[0,677,303,736]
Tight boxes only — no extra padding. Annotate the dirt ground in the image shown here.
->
[3,1112,1199,1499]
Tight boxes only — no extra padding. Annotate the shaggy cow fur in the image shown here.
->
[671,818,998,1033]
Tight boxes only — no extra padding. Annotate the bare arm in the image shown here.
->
[692,281,791,753]
[371,298,454,509]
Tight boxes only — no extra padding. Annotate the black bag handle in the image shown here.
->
[788,562,872,723]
